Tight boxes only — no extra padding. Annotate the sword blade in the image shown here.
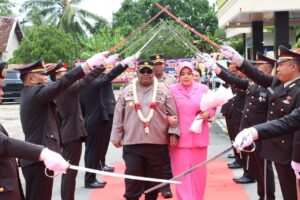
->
[69,165,181,184]
[144,146,232,194]
[136,25,163,54]
[166,22,200,54]
[119,21,162,56]
[296,177,300,200]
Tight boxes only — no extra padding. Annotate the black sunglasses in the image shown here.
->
[139,68,153,74]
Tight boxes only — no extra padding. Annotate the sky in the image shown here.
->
[12,0,216,23]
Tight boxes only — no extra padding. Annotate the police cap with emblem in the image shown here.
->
[16,59,46,74]
[138,60,154,70]
[149,54,164,64]
[46,60,68,81]
[277,45,300,63]
[254,52,276,67]
[0,62,8,86]
[46,60,67,75]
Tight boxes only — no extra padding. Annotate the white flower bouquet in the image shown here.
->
[189,85,234,134]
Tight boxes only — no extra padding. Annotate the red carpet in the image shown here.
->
[88,160,249,200]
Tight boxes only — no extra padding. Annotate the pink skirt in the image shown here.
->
[169,147,208,200]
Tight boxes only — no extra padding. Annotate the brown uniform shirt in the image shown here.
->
[111,81,180,145]
[158,73,177,88]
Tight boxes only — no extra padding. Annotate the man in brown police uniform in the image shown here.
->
[111,60,180,200]
[222,45,300,200]
[149,54,176,198]
[16,51,108,200]
[150,54,176,87]
[0,61,69,200]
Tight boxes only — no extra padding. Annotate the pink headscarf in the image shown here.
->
[177,61,194,78]
[177,61,194,90]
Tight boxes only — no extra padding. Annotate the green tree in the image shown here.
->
[228,36,245,55]
[294,38,300,49]
[0,0,16,16]
[21,0,107,39]
[77,26,125,59]
[10,26,79,64]
[113,0,218,44]
[119,21,196,59]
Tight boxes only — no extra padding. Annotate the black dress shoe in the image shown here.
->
[103,164,115,172]
[227,153,235,159]
[85,181,106,189]
[227,161,243,169]
[161,187,173,199]
[233,176,255,184]
[95,179,107,185]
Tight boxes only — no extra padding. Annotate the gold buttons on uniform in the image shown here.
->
[270,111,273,114]
[0,187,4,192]
[251,96,254,99]
[244,115,247,118]
[272,102,275,106]
[249,103,252,105]
[281,109,284,112]
[246,109,249,112]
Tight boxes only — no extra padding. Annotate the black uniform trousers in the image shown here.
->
[250,142,275,200]
[274,162,297,200]
[225,115,242,163]
[98,115,113,168]
[162,151,173,190]
[61,140,82,200]
[123,144,168,200]
[22,162,54,200]
[84,115,113,183]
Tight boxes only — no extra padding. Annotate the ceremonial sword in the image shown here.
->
[135,25,164,54]
[165,23,200,55]
[156,3,221,49]
[119,21,163,56]
[45,165,181,184]
[164,22,210,61]
[144,146,233,194]
[108,7,168,53]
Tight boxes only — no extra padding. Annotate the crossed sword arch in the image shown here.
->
[46,2,235,194]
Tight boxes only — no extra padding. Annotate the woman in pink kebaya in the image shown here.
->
[169,61,216,200]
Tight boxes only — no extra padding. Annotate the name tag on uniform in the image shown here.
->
[124,94,134,101]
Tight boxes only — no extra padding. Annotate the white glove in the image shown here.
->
[105,54,119,65]
[291,161,300,179]
[86,51,109,69]
[120,52,141,66]
[201,53,217,70]
[220,46,244,67]
[39,148,69,173]
[233,128,255,151]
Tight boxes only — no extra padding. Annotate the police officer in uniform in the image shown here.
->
[16,51,108,200]
[212,60,255,182]
[47,61,106,199]
[111,60,180,200]
[221,62,246,169]
[149,54,176,198]
[210,53,276,198]
[236,105,300,178]
[80,54,139,188]
[223,45,300,200]
[0,62,69,200]
[150,54,176,87]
